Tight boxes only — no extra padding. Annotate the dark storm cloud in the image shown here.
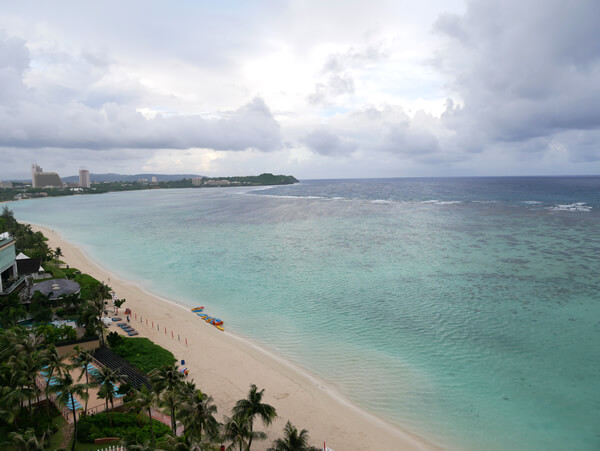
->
[434,0,600,159]
[0,33,282,153]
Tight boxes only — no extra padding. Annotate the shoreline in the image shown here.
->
[29,222,441,451]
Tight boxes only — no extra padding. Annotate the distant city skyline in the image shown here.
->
[1,1,599,180]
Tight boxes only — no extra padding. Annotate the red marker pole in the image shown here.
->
[171,330,174,338]
[185,338,188,346]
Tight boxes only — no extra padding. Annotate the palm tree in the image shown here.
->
[223,414,267,451]
[40,346,71,416]
[50,372,87,451]
[232,384,277,451]
[14,332,46,407]
[7,427,44,450]
[268,421,319,451]
[0,369,30,428]
[130,386,158,449]
[177,388,220,445]
[79,297,107,345]
[71,346,97,413]
[150,364,184,434]
[96,366,120,425]
[0,293,27,327]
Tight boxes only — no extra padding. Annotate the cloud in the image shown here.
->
[307,40,388,105]
[301,129,356,156]
[433,0,600,161]
[300,105,442,162]
[0,33,282,153]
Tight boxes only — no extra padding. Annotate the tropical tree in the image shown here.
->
[268,421,319,451]
[0,293,27,327]
[150,364,184,434]
[79,297,106,345]
[223,414,267,451]
[13,331,45,417]
[40,346,71,416]
[7,427,44,450]
[130,386,158,449]
[54,247,63,261]
[177,387,220,445]
[50,372,87,451]
[0,367,31,428]
[232,384,277,451]
[71,346,97,413]
[96,366,120,425]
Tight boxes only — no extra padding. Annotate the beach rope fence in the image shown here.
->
[130,311,189,346]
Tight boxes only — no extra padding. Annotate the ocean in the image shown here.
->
[10,176,600,450]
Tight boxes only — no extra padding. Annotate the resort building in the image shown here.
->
[191,177,203,185]
[0,232,20,295]
[79,169,91,188]
[0,181,13,188]
[16,252,45,280]
[33,171,64,188]
[31,164,42,187]
[204,179,231,186]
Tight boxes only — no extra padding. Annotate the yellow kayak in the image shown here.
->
[216,325,224,331]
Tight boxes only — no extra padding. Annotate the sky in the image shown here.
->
[1,0,599,180]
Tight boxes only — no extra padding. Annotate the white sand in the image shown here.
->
[32,223,441,451]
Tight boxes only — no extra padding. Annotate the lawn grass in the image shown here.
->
[110,336,176,373]
[73,273,105,301]
[47,414,67,450]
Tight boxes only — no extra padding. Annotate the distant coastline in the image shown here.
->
[0,173,299,202]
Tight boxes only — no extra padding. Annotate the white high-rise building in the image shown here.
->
[79,169,91,188]
[31,164,42,187]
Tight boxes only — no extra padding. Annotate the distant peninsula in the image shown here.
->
[0,173,299,202]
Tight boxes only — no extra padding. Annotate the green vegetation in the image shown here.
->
[1,206,52,261]
[72,273,106,302]
[109,336,176,373]
[77,411,171,444]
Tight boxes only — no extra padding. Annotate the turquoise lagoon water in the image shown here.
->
[10,177,600,450]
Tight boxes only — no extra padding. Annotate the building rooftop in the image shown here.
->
[33,278,80,299]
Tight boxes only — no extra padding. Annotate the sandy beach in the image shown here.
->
[31,223,440,451]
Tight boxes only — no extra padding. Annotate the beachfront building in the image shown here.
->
[16,252,45,280]
[192,177,203,185]
[33,171,63,188]
[79,169,91,188]
[0,232,20,294]
[204,179,231,186]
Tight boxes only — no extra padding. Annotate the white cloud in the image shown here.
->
[1,0,600,180]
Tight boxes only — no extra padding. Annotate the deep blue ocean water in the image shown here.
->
[10,177,600,450]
